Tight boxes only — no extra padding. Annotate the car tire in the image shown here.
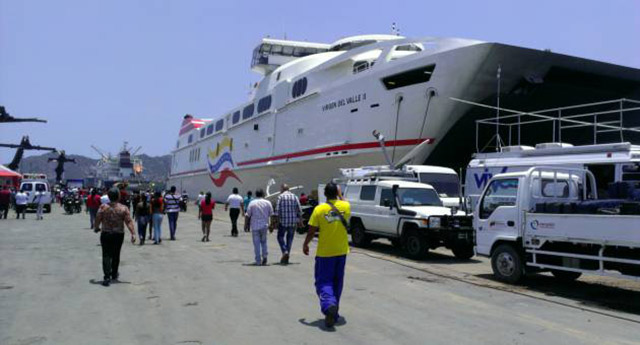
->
[451,244,475,260]
[491,244,524,284]
[44,205,51,213]
[350,221,371,248]
[551,270,582,282]
[403,229,427,259]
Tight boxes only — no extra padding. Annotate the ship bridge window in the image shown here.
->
[353,60,376,74]
[206,124,214,135]
[271,45,283,54]
[242,104,255,120]
[232,111,240,124]
[257,95,272,113]
[188,134,193,144]
[292,77,308,98]
[200,128,206,139]
[215,119,224,132]
[282,46,294,55]
[381,64,436,90]
[330,40,376,52]
[395,44,423,51]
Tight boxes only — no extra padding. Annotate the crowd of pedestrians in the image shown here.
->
[86,182,349,328]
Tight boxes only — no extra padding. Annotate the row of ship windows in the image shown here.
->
[189,147,202,163]
[181,64,436,148]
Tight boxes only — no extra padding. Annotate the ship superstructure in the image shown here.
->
[91,142,144,188]
[168,34,640,200]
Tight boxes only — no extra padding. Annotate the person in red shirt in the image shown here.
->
[200,192,215,242]
[299,193,309,206]
[0,186,11,219]
[87,189,102,229]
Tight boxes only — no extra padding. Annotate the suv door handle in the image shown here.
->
[507,221,515,227]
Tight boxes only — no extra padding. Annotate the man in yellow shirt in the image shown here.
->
[303,182,350,328]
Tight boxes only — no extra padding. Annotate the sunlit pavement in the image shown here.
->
[1,204,639,345]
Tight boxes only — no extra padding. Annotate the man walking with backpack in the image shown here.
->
[303,182,351,328]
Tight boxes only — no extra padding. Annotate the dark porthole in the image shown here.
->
[215,119,224,132]
[242,104,254,120]
[232,111,240,124]
[291,77,308,99]
[206,124,214,135]
[257,95,272,113]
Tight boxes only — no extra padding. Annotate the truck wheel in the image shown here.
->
[452,245,475,260]
[551,270,582,282]
[491,244,523,284]
[350,222,371,248]
[403,230,427,259]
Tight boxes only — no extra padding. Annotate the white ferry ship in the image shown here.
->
[168,34,640,200]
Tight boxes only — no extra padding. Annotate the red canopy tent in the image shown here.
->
[0,165,22,189]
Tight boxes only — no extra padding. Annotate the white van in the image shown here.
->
[20,176,52,213]
[465,142,640,209]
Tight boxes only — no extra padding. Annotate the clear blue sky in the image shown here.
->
[1,0,639,162]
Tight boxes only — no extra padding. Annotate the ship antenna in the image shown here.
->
[495,64,502,151]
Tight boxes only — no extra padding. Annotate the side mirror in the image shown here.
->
[383,198,392,208]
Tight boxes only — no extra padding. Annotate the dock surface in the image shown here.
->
[1,205,639,345]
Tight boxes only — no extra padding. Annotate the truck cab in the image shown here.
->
[344,178,474,259]
[405,165,461,208]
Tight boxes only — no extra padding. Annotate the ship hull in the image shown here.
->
[168,39,640,201]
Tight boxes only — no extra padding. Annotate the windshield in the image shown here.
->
[397,188,443,207]
[418,173,459,197]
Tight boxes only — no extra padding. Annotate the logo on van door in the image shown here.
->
[474,167,508,189]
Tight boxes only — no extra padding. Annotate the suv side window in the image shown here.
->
[35,183,47,192]
[379,188,394,206]
[21,183,33,191]
[345,185,360,201]
[479,178,519,219]
[360,186,376,201]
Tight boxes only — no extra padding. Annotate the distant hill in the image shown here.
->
[5,152,171,182]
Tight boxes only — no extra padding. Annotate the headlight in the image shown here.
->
[429,217,441,229]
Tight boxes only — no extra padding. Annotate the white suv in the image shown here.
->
[343,179,474,259]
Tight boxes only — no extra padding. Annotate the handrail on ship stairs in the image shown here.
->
[449,97,640,153]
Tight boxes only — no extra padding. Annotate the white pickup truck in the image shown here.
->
[345,179,475,259]
[475,167,640,283]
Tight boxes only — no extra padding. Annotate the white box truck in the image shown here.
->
[474,166,640,283]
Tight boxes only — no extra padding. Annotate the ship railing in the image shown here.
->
[450,97,640,152]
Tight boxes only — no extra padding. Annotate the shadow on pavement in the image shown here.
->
[358,241,482,265]
[476,273,640,316]
[89,279,131,285]
[298,317,347,332]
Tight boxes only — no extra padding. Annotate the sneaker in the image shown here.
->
[102,279,110,287]
[325,305,338,328]
[283,253,290,265]
[261,257,268,266]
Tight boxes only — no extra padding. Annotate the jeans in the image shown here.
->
[229,208,240,235]
[252,228,268,264]
[277,225,296,254]
[16,204,26,219]
[152,213,163,242]
[167,212,179,239]
[137,216,149,241]
[315,255,347,315]
[0,204,8,219]
[100,232,125,280]
[36,203,44,219]
[89,208,98,228]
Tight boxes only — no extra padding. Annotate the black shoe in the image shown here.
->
[284,253,290,265]
[102,279,110,287]
[325,305,338,328]
[261,257,267,266]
